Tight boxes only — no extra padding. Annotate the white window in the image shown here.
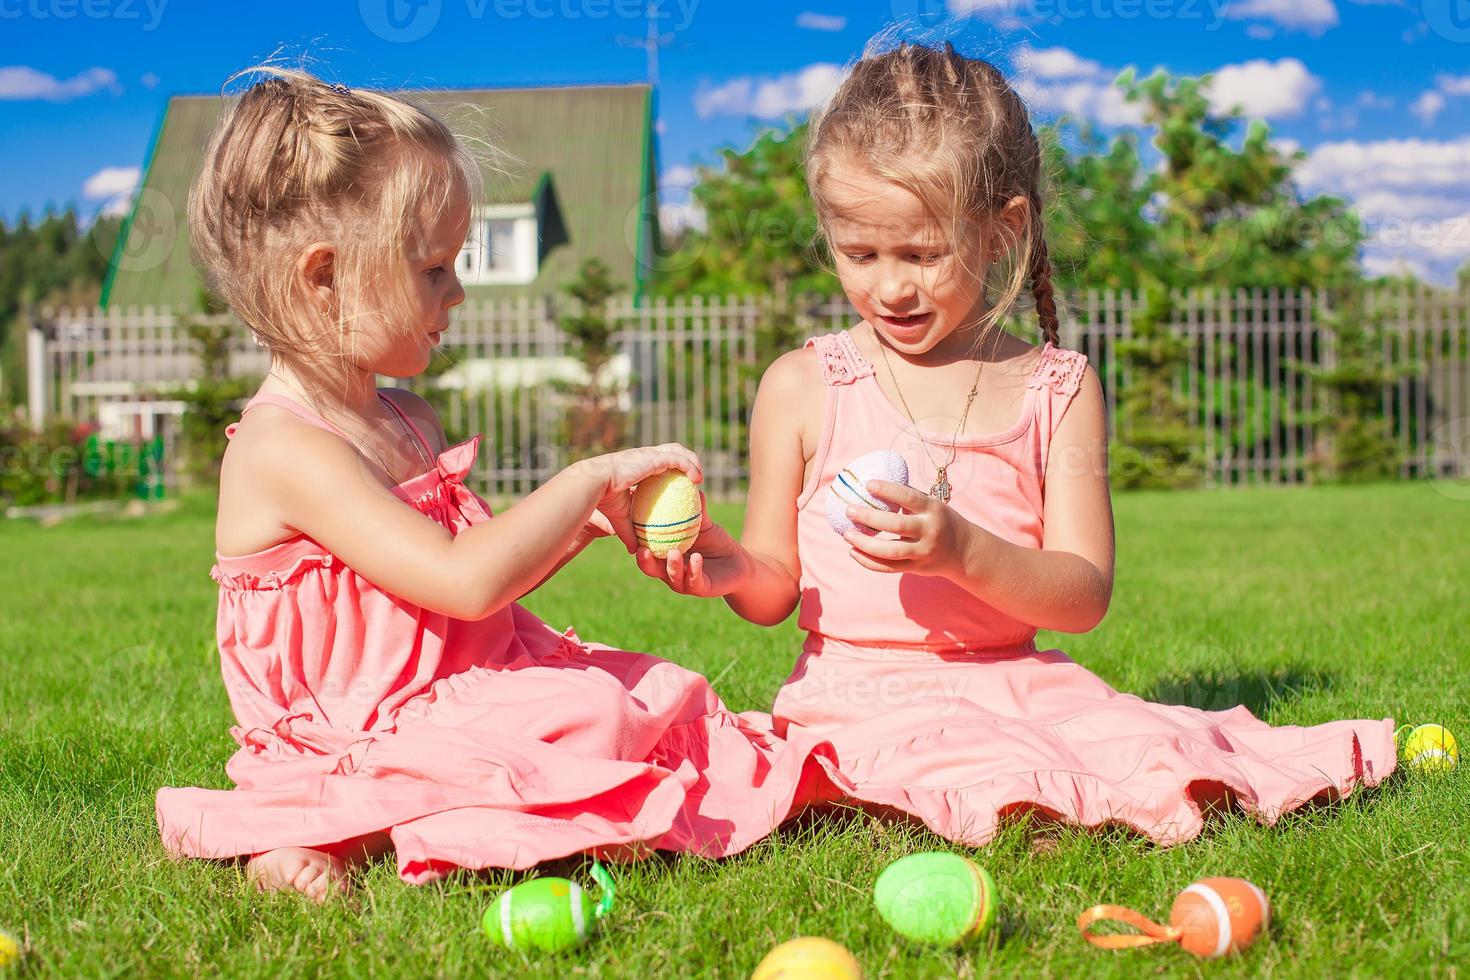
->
[457,205,539,285]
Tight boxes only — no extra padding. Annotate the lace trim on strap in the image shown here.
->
[804,332,875,386]
[1025,342,1088,397]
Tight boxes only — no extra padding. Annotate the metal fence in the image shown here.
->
[26,285,1470,499]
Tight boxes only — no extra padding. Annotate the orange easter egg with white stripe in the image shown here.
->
[828,450,909,536]
[632,471,701,557]
[1169,877,1270,958]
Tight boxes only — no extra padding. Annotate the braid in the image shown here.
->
[1028,198,1060,347]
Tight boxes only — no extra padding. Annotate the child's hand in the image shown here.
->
[840,480,978,578]
[635,491,752,597]
[575,444,702,553]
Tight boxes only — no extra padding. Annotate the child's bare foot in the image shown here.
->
[246,847,349,902]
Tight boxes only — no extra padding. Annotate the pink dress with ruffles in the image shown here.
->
[155,391,841,883]
[766,329,1397,847]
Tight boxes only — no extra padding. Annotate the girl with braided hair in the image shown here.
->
[638,39,1396,848]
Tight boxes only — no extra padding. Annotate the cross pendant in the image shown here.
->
[929,467,952,503]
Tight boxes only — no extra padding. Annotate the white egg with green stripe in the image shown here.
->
[481,861,615,953]
[828,450,909,536]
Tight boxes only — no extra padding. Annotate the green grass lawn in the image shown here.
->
[1,481,1466,977]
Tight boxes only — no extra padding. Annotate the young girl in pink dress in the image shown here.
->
[155,65,838,900]
[639,41,1398,849]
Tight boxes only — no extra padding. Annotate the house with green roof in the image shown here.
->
[101,82,659,310]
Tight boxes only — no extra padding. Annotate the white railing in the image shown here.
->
[27,286,1470,499]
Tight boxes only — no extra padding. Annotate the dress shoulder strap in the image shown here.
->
[803,331,876,386]
[1024,341,1089,398]
[224,392,353,441]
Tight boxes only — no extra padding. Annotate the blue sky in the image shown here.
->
[3,0,1469,283]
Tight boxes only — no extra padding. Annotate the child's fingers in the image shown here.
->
[666,547,687,591]
[687,552,711,595]
[845,505,915,537]
[609,514,638,554]
[843,530,913,562]
[866,479,928,512]
[586,508,616,538]
[652,443,703,484]
[636,548,670,581]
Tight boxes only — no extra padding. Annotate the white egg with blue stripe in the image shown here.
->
[827,449,910,536]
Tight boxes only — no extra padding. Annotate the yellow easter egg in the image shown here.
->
[631,471,700,558]
[1400,724,1459,774]
[751,937,863,979]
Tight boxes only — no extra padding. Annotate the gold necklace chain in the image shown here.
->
[264,374,432,485]
[872,327,992,503]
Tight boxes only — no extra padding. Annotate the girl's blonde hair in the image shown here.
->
[188,64,485,396]
[805,39,1060,348]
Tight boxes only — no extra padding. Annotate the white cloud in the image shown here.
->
[1245,23,1275,39]
[1206,58,1321,119]
[1293,136,1470,284]
[1436,73,1470,96]
[1297,137,1470,193]
[140,71,160,90]
[1008,44,1145,126]
[795,11,846,31]
[1350,190,1469,221]
[1014,49,1318,127]
[1411,91,1446,126]
[1355,90,1394,109]
[661,165,698,189]
[694,63,845,119]
[943,0,1029,30]
[1225,0,1339,33]
[1013,74,1146,127]
[1361,253,1433,281]
[82,166,140,201]
[0,66,120,101]
[1015,44,1103,81]
[659,201,707,236]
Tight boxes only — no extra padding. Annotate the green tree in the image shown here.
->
[1108,283,1207,489]
[1112,68,1364,290]
[654,121,836,302]
[1295,285,1417,484]
[557,257,626,458]
[0,208,122,411]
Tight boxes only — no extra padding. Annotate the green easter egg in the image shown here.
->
[481,876,599,952]
[873,852,998,947]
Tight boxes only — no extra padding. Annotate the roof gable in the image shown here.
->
[103,82,656,309]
